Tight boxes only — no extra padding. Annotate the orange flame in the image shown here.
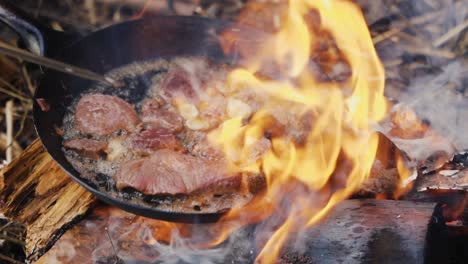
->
[208,0,388,262]
[394,152,416,199]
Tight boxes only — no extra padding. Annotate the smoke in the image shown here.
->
[91,218,255,264]
[124,231,227,264]
[396,61,468,150]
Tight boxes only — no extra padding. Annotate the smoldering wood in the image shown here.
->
[36,205,257,264]
[357,168,399,196]
[416,169,468,191]
[0,139,96,261]
[415,151,468,191]
[355,133,407,196]
[278,199,438,264]
[36,199,438,264]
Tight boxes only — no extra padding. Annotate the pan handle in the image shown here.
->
[0,0,80,56]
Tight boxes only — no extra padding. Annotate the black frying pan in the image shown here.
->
[0,0,255,223]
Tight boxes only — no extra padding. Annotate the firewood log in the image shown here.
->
[0,139,96,261]
[36,199,439,264]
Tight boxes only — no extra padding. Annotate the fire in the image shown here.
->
[394,152,416,198]
[209,0,388,262]
[32,2,464,263]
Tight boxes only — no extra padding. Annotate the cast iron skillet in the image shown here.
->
[0,0,251,223]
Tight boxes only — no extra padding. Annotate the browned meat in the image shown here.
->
[115,157,186,194]
[264,105,315,145]
[257,113,286,138]
[141,99,183,132]
[179,130,225,161]
[244,137,271,164]
[198,94,228,129]
[64,138,107,159]
[126,127,183,155]
[141,98,161,111]
[283,110,315,145]
[232,89,268,113]
[159,67,199,103]
[75,94,140,136]
[115,149,241,195]
[244,172,267,194]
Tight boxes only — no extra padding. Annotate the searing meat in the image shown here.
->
[244,137,271,164]
[245,172,267,194]
[64,138,107,159]
[75,94,139,136]
[61,57,269,213]
[115,157,186,194]
[198,94,228,129]
[179,130,225,161]
[232,88,268,113]
[141,99,183,132]
[115,149,241,195]
[160,67,199,103]
[263,103,315,145]
[126,127,182,154]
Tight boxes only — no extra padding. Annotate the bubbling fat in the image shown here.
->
[62,57,255,214]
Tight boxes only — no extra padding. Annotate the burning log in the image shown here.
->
[416,169,468,192]
[277,199,439,264]
[34,203,263,263]
[36,199,439,264]
[0,139,96,261]
[415,152,468,192]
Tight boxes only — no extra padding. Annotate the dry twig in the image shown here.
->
[21,65,35,96]
[13,101,30,143]
[5,100,14,163]
[0,253,24,264]
[434,20,468,47]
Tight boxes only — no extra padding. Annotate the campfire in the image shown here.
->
[0,0,467,264]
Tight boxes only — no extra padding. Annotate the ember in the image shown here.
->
[36,98,50,112]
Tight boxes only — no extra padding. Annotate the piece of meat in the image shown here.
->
[244,172,267,194]
[198,94,228,129]
[232,88,268,114]
[115,149,241,195]
[141,98,161,112]
[115,157,186,194]
[285,110,315,145]
[106,136,129,161]
[126,127,183,155]
[159,67,199,103]
[75,94,140,136]
[244,137,271,164]
[219,1,286,61]
[141,99,183,132]
[256,113,286,138]
[265,104,315,145]
[179,130,225,161]
[64,138,107,159]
